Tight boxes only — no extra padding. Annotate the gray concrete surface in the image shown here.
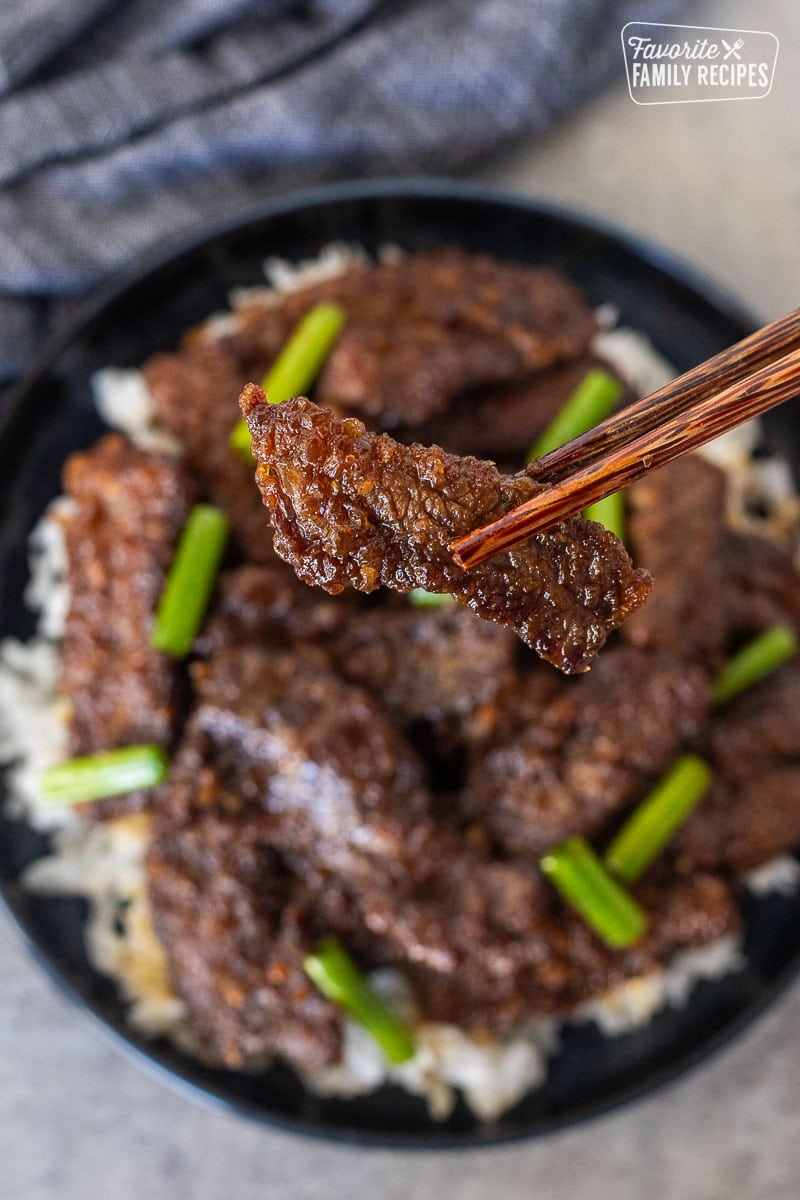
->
[2,0,799,1196]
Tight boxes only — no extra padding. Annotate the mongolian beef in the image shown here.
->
[239,389,651,673]
[5,246,800,1119]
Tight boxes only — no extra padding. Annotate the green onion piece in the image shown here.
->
[230,302,346,456]
[712,624,798,706]
[151,504,229,658]
[526,369,624,464]
[408,588,455,609]
[304,937,416,1065]
[583,489,626,541]
[41,745,168,806]
[605,755,712,884]
[540,836,647,948]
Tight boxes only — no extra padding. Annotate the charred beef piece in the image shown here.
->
[60,434,194,818]
[404,356,632,463]
[240,391,652,674]
[623,455,728,669]
[461,647,711,857]
[225,249,597,428]
[142,342,275,564]
[678,664,800,871]
[330,602,517,750]
[147,741,341,1070]
[721,529,800,639]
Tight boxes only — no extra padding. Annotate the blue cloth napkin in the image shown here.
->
[0,0,686,381]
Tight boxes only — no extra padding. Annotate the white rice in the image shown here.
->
[745,855,800,897]
[1,246,798,1122]
[0,638,70,832]
[592,325,675,396]
[574,936,744,1037]
[303,969,558,1122]
[92,368,183,456]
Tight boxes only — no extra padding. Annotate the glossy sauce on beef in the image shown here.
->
[241,389,652,674]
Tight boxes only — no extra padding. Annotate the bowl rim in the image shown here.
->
[4,174,794,1150]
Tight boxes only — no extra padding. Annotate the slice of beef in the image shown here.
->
[180,645,435,887]
[142,342,275,564]
[707,662,800,772]
[623,455,728,669]
[678,772,800,875]
[240,391,652,674]
[225,249,597,428]
[60,434,194,818]
[721,529,800,640]
[408,867,740,1031]
[147,740,341,1070]
[196,563,353,657]
[405,356,632,463]
[331,602,516,750]
[461,647,711,857]
[678,664,800,871]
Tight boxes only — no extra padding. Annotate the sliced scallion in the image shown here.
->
[41,745,168,806]
[526,368,624,464]
[230,302,346,457]
[304,936,416,1065]
[583,489,626,541]
[408,588,455,609]
[712,624,798,706]
[151,504,229,658]
[605,755,712,884]
[540,836,647,948]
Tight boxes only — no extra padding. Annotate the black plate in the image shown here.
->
[2,178,800,1148]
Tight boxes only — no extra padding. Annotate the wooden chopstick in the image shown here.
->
[452,328,800,571]
[533,305,800,486]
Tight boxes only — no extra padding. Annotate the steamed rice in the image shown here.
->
[1,244,798,1122]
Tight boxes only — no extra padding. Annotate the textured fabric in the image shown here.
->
[0,0,687,381]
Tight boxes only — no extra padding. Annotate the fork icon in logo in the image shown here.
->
[722,37,745,60]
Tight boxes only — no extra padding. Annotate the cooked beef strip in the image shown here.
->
[623,456,728,669]
[404,356,633,463]
[461,647,711,857]
[407,867,740,1032]
[60,434,194,818]
[678,664,800,871]
[142,342,276,564]
[678,771,800,875]
[240,390,652,674]
[721,528,800,639]
[181,645,435,887]
[147,739,341,1070]
[331,602,517,750]
[224,249,597,428]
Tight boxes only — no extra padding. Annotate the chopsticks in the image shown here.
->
[451,306,800,570]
